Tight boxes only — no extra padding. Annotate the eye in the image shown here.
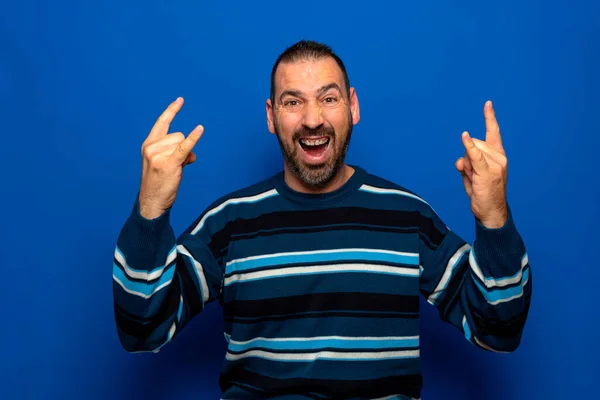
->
[323,96,338,104]
[284,100,300,107]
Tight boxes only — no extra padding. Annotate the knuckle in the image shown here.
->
[169,132,185,141]
[490,164,504,176]
[147,153,161,165]
[142,136,155,148]
[158,112,172,123]
[141,144,153,158]
[499,156,508,168]
[177,144,188,155]
[143,143,165,161]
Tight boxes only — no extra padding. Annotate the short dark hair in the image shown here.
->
[270,40,351,104]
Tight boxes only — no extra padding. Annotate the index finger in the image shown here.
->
[484,100,503,152]
[148,97,184,139]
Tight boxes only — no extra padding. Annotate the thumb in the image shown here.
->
[183,152,197,166]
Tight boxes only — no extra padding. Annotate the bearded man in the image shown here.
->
[112,40,532,400]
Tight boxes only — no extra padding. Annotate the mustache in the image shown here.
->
[293,125,335,141]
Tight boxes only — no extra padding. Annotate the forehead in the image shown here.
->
[274,57,345,95]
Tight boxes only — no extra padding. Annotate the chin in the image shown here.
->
[294,160,342,189]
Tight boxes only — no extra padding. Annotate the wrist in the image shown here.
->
[138,196,168,220]
[478,207,508,229]
[127,196,174,253]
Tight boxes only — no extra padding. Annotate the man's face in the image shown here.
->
[266,57,360,189]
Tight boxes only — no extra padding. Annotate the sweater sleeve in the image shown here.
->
[112,197,225,353]
[419,205,532,353]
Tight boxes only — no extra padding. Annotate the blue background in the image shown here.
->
[1,0,598,398]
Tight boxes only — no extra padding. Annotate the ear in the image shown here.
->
[349,88,360,125]
[266,99,276,134]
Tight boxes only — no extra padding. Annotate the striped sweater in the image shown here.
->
[112,165,532,399]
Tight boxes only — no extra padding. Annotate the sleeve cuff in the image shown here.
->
[474,206,526,260]
[124,195,175,252]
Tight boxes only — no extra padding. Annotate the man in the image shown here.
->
[112,40,532,399]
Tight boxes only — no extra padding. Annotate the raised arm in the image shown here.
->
[420,101,532,352]
[112,98,222,353]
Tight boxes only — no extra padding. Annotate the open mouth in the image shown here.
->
[298,137,331,158]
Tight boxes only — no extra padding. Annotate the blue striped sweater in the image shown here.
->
[113,165,532,399]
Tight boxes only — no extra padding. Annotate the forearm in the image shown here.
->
[469,207,531,321]
[112,199,198,352]
[458,208,532,351]
[112,197,178,316]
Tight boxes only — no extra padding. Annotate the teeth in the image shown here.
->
[300,138,329,146]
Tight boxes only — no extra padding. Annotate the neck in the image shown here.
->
[283,164,355,194]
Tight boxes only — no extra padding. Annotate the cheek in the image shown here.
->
[325,107,351,129]
[276,110,301,136]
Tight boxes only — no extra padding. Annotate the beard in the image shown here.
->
[274,111,353,190]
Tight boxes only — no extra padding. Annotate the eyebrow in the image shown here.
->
[279,83,343,103]
[317,83,342,96]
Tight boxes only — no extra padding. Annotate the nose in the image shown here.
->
[302,102,323,129]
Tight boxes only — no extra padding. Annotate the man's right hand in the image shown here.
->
[138,97,204,220]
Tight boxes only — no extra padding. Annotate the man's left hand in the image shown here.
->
[455,101,508,229]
